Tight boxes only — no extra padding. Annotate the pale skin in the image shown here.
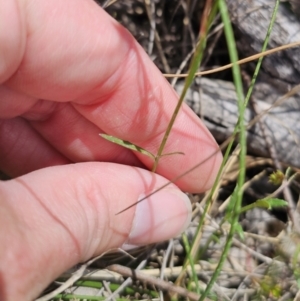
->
[0,0,222,300]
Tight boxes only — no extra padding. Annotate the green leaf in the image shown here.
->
[263,198,288,209]
[255,199,271,210]
[211,233,221,244]
[240,198,287,213]
[235,223,245,240]
[225,185,239,221]
[100,134,155,159]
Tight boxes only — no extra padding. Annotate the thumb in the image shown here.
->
[0,162,191,301]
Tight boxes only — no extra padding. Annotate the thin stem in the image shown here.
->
[152,0,217,172]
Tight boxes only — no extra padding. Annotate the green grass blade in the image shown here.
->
[199,0,246,299]
[182,233,200,294]
[199,0,280,299]
[100,134,155,159]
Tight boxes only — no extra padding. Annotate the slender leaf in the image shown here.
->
[100,134,155,159]
[240,198,287,214]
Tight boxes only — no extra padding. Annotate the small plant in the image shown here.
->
[45,0,300,300]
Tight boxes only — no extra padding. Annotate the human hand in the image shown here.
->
[0,1,222,300]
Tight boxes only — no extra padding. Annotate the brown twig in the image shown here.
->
[106,264,206,301]
[164,41,300,78]
[144,0,170,73]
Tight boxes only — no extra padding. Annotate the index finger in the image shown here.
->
[4,0,222,192]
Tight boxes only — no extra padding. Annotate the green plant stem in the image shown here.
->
[189,130,237,260]
[182,233,200,294]
[151,39,206,172]
[152,2,218,172]
[199,0,280,299]
[199,0,246,299]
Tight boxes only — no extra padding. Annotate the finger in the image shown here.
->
[0,85,37,119]
[4,0,222,191]
[0,111,143,176]
[0,0,26,83]
[4,0,133,99]
[26,102,143,166]
[0,162,191,301]
[77,89,222,193]
[0,86,142,175]
[0,117,70,176]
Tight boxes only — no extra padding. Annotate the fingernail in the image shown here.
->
[124,189,192,246]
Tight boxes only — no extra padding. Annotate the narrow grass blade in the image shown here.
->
[100,134,155,159]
